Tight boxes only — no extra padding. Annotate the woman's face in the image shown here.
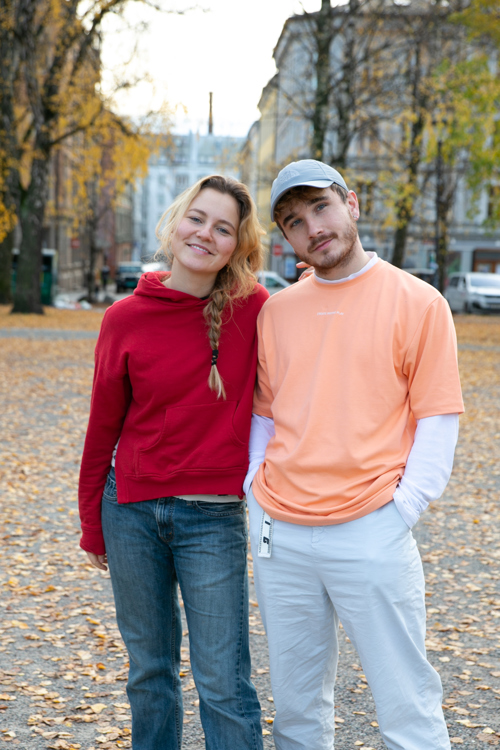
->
[170,188,240,279]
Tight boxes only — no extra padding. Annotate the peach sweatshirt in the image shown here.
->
[252,259,464,526]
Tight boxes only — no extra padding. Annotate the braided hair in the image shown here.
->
[204,288,227,398]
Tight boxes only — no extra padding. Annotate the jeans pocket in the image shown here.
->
[193,501,245,517]
[102,471,118,503]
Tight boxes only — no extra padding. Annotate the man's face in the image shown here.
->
[278,189,360,274]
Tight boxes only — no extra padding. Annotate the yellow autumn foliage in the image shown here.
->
[0,0,170,242]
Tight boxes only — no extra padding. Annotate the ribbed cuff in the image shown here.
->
[80,526,106,556]
[243,470,256,497]
[393,487,420,529]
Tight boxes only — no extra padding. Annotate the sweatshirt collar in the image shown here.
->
[134,272,207,305]
[313,252,379,285]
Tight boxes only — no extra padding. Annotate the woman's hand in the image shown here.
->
[296,262,314,282]
[86,551,108,571]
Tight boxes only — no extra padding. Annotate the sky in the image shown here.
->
[101,0,321,139]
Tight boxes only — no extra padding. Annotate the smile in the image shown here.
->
[188,244,213,255]
[311,237,333,253]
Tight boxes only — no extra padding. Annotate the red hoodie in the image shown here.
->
[79,272,269,554]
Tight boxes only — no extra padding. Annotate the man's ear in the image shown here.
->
[347,191,360,221]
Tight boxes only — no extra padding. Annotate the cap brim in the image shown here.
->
[271,178,334,220]
[298,179,334,189]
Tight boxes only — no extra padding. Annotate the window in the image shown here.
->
[175,173,189,195]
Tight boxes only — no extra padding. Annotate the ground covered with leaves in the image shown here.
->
[0,306,499,749]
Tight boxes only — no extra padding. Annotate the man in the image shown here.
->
[243,160,464,750]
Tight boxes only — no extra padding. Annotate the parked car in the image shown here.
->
[445,272,500,313]
[141,260,169,274]
[115,262,143,292]
[258,271,291,295]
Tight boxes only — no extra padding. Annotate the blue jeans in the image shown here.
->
[102,468,262,750]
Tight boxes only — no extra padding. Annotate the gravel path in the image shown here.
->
[0,319,499,749]
[0,329,99,340]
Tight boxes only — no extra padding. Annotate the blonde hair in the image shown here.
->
[156,175,266,398]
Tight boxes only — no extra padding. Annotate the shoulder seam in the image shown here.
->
[404,296,448,362]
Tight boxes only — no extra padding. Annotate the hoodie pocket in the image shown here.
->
[138,401,247,477]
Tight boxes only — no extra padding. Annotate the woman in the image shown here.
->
[79,175,268,750]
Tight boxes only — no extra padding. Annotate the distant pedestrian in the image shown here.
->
[100,264,110,291]
[79,175,267,750]
[245,159,464,750]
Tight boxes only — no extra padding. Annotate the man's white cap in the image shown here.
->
[270,159,348,221]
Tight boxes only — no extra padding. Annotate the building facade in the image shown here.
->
[241,2,500,280]
[40,137,135,296]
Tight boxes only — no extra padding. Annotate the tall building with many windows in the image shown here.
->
[241,1,500,281]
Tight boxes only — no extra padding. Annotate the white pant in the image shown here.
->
[247,489,450,750]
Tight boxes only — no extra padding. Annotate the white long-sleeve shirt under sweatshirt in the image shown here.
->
[243,412,459,528]
[244,255,460,527]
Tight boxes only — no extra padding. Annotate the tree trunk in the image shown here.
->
[391,115,424,268]
[11,155,48,313]
[436,185,454,295]
[392,221,411,269]
[391,79,425,268]
[335,0,358,170]
[86,232,99,304]
[10,0,46,313]
[0,168,21,305]
[0,229,14,304]
[436,224,448,295]
[312,0,332,161]
[0,0,21,302]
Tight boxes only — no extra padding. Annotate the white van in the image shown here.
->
[258,271,291,295]
[445,272,500,313]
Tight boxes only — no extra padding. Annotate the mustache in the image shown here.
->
[307,233,337,253]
